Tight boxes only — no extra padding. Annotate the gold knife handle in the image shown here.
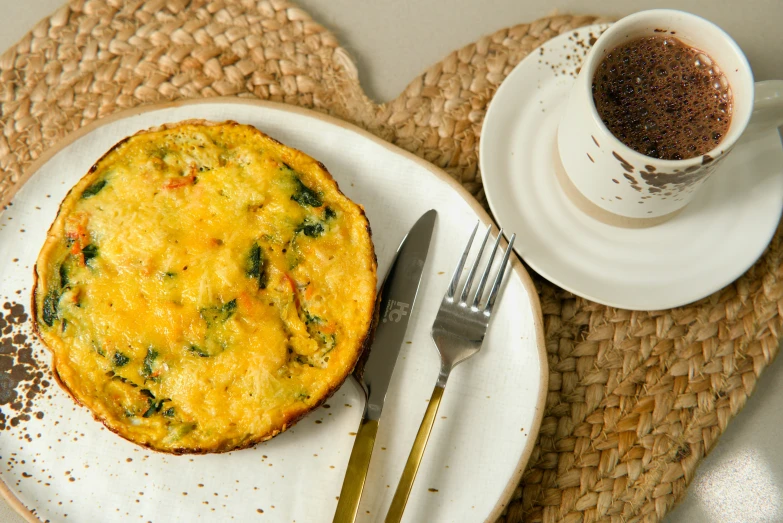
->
[386,384,446,523]
[333,417,379,523]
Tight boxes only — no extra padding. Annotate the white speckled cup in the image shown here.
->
[556,9,783,227]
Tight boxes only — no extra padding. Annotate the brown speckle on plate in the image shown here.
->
[0,302,49,432]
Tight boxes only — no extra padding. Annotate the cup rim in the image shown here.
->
[583,9,755,167]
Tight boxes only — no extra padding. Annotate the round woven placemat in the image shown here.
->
[1,1,781,522]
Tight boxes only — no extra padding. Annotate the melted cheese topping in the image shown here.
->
[34,121,377,453]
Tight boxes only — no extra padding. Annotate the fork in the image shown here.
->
[385,222,516,522]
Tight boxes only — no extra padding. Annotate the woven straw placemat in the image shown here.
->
[1,1,781,522]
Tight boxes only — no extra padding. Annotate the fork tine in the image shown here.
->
[471,230,503,308]
[459,224,492,303]
[484,234,516,314]
[447,222,479,299]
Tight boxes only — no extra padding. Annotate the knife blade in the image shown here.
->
[333,209,437,523]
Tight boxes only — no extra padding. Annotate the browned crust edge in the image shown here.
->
[31,119,379,455]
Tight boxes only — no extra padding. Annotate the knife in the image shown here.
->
[332,209,437,523]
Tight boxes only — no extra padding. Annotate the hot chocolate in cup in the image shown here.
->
[556,9,783,227]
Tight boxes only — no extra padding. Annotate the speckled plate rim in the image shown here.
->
[0,97,548,523]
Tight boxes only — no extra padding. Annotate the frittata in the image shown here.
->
[32,120,377,453]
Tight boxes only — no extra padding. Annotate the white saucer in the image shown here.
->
[480,24,783,311]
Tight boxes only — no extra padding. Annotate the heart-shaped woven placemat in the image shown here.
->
[1,2,781,522]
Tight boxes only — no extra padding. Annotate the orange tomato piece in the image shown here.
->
[162,175,196,189]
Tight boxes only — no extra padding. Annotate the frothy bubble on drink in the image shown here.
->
[592,36,732,161]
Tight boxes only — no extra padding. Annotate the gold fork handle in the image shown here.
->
[333,417,379,523]
[385,384,446,523]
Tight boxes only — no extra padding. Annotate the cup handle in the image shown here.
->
[744,80,783,141]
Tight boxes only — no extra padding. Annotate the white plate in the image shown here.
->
[0,100,546,523]
[480,24,783,311]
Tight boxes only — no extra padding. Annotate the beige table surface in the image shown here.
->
[2,1,782,522]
